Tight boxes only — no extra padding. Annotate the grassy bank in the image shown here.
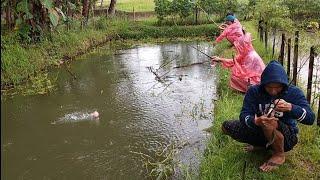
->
[97,0,155,12]
[200,21,320,179]
[1,17,218,95]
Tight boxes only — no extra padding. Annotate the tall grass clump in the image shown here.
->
[1,34,46,86]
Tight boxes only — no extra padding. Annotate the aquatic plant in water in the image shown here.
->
[130,143,180,179]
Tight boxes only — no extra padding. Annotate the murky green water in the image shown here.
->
[2,41,217,179]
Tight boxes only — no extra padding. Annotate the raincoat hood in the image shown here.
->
[260,60,288,88]
[226,15,235,22]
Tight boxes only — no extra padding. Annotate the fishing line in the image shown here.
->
[191,3,220,27]
[188,45,212,59]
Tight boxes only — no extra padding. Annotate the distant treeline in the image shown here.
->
[154,0,320,30]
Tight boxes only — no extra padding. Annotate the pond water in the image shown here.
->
[1,41,217,179]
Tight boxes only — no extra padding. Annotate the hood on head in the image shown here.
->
[226,15,235,22]
[260,60,288,88]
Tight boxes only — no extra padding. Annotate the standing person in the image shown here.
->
[211,31,265,93]
[214,14,244,46]
[221,60,315,172]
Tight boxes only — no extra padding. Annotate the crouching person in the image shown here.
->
[222,60,315,172]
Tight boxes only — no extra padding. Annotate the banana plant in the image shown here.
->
[13,0,65,42]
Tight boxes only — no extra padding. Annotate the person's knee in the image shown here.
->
[221,121,230,135]
[284,134,298,152]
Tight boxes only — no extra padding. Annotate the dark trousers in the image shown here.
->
[222,120,298,152]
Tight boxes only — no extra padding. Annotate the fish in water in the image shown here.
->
[51,111,99,124]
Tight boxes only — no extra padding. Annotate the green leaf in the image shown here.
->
[15,18,23,25]
[16,0,28,13]
[40,0,53,9]
[55,7,66,21]
[16,0,33,19]
[68,2,76,10]
[48,8,59,27]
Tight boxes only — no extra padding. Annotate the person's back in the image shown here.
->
[233,32,254,55]
[233,32,265,86]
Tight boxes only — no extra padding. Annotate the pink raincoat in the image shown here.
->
[219,33,265,93]
[215,20,243,44]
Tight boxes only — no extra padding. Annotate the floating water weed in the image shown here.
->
[130,143,180,179]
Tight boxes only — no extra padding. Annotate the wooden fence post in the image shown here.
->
[317,97,320,126]
[133,6,135,21]
[264,22,268,51]
[100,0,104,8]
[278,33,285,66]
[195,5,198,25]
[307,46,315,103]
[287,38,291,78]
[259,20,264,42]
[292,31,299,86]
[272,29,276,58]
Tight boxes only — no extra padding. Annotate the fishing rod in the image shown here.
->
[189,45,221,62]
[188,45,212,59]
[173,45,219,69]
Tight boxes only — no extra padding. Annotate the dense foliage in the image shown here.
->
[1,0,99,42]
[154,0,239,23]
[154,0,320,30]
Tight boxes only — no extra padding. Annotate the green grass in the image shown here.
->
[200,21,320,179]
[96,0,155,12]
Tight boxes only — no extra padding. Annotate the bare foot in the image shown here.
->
[259,153,285,172]
[243,144,264,152]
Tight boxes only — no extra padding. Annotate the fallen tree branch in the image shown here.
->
[173,61,210,69]
[147,66,164,82]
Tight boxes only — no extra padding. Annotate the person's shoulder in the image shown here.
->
[286,85,305,96]
[246,84,261,95]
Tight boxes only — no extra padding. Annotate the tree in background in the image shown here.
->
[0,0,104,41]
[82,0,89,24]
[2,0,16,30]
[107,0,116,16]
[154,0,240,24]
[282,0,320,29]
[254,0,293,30]
[237,0,256,20]
[13,0,62,42]
[154,0,171,22]
[198,0,239,20]
[171,0,194,19]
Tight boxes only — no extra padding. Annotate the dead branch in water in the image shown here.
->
[147,66,164,82]
[173,61,210,69]
[63,63,77,80]
[156,55,179,72]
[157,81,175,96]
